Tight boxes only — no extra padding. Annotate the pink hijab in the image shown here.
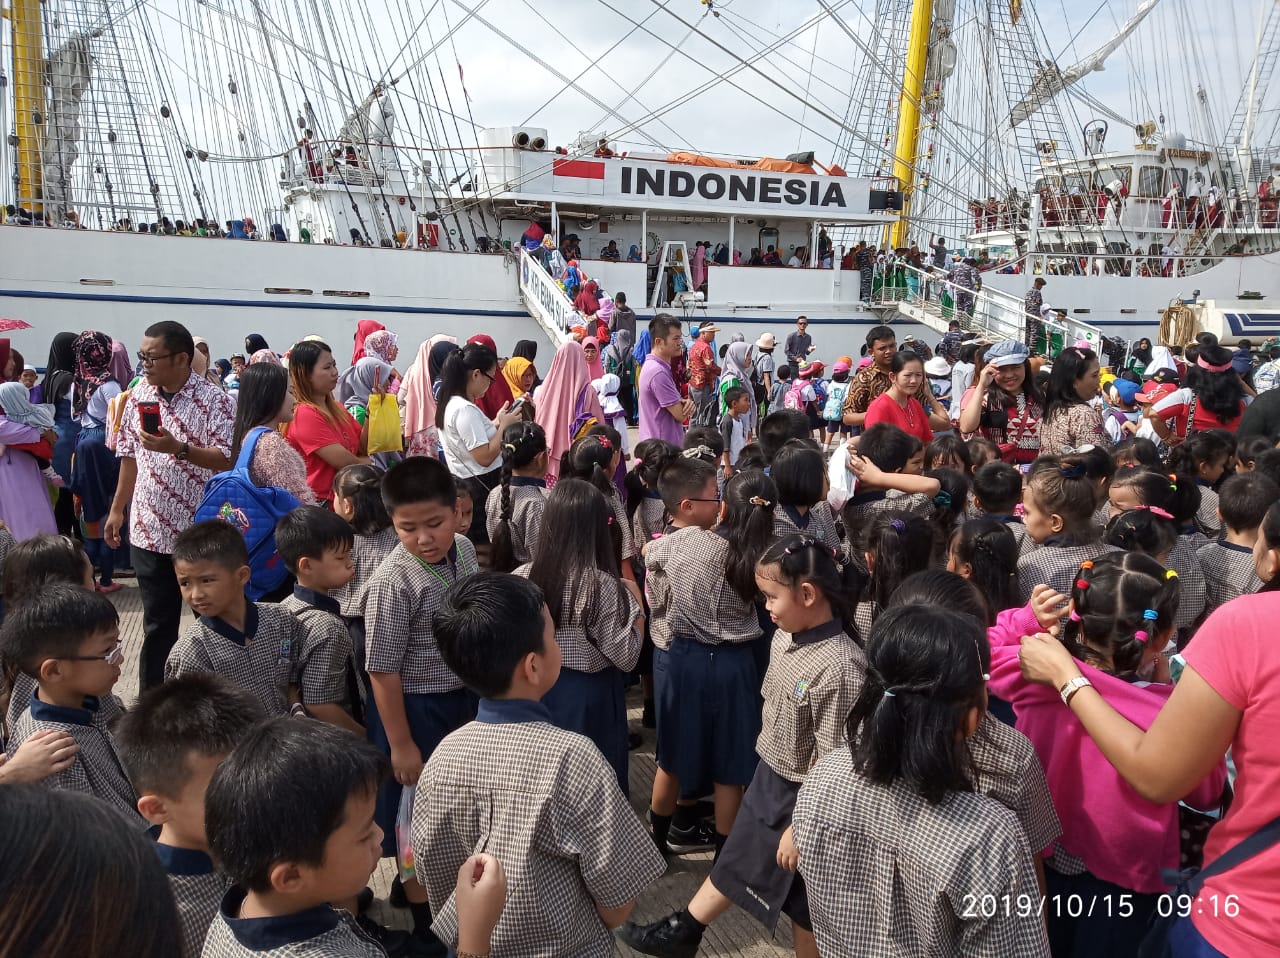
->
[581,336,605,379]
[400,334,457,440]
[534,341,605,485]
[351,319,386,364]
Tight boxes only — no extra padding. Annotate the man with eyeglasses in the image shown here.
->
[105,321,235,691]
[784,316,814,367]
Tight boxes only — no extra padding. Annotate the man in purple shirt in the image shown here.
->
[639,313,694,444]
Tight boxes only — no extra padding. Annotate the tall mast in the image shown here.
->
[6,0,44,212]
[887,0,933,249]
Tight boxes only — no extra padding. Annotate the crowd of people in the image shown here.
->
[1,313,1279,958]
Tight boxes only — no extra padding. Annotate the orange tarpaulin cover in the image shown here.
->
[665,151,819,175]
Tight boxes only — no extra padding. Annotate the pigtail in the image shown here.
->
[948,518,1018,624]
[1103,508,1177,560]
[1063,555,1180,675]
[489,422,548,573]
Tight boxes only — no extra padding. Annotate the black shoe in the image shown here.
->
[355,915,413,957]
[628,731,643,751]
[641,700,656,728]
[617,912,704,958]
[388,875,408,909]
[665,818,717,853]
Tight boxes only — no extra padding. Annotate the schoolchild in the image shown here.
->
[681,424,725,467]
[735,442,768,471]
[768,365,792,417]
[1233,434,1274,473]
[756,408,811,463]
[413,573,666,957]
[925,467,969,562]
[718,386,752,483]
[971,460,1036,555]
[276,506,364,733]
[115,675,266,958]
[1167,430,1235,538]
[1106,467,1207,636]
[1104,508,1178,563]
[843,511,933,641]
[793,606,1051,957]
[621,536,864,958]
[820,360,853,448]
[1,583,143,827]
[1017,455,1115,605]
[363,455,478,949]
[202,718,392,958]
[516,479,643,793]
[840,424,940,528]
[329,464,397,619]
[626,439,680,551]
[924,433,971,473]
[1110,436,1162,470]
[562,434,637,573]
[164,520,306,718]
[1197,472,1278,610]
[451,481,475,539]
[485,421,549,573]
[947,517,1021,624]
[988,554,1228,956]
[770,440,840,551]
[645,462,771,854]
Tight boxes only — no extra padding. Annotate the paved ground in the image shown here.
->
[109,579,794,956]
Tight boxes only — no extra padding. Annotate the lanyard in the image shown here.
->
[412,553,457,590]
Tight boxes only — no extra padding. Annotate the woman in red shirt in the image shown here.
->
[284,339,369,504]
[863,351,950,444]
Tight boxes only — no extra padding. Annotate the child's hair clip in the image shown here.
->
[1134,630,1150,643]
[1165,569,1178,580]
[1075,579,1090,590]
[890,519,906,532]
[933,490,953,508]
[748,496,773,507]
[597,436,612,450]
[1143,608,1159,621]
[1068,610,1082,622]
[503,442,517,453]
[1079,561,1094,570]
[1145,505,1173,520]
[1168,474,1178,490]
[682,445,713,460]
[1058,463,1087,479]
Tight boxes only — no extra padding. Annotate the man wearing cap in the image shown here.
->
[753,333,777,411]
[842,325,897,429]
[785,316,814,366]
[1024,278,1046,353]
[688,322,722,426]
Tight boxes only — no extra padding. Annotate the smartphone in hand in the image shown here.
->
[138,401,162,435]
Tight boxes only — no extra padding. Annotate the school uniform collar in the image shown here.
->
[151,829,216,876]
[644,488,663,500]
[1195,478,1214,488]
[476,697,553,725]
[28,691,101,726]
[291,585,341,615]
[847,489,888,506]
[510,476,547,489]
[988,513,1023,525]
[1212,540,1254,555]
[791,618,845,646]
[199,603,260,647]
[1042,535,1073,548]
[781,504,811,529]
[218,887,340,949]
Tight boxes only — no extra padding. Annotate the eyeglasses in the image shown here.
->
[685,496,722,504]
[62,640,125,666]
[478,370,495,384]
[137,351,175,365]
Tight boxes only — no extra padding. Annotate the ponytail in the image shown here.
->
[1061,553,1180,675]
[490,422,547,573]
[332,464,391,537]
[947,518,1018,623]
[852,512,935,615]
[434,343,496,429]
[720,470,778,602]
[565,434,617,500]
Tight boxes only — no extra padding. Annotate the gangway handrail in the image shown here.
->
[518,249,573,348]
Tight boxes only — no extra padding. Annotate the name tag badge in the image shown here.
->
[277,638,293,663]
[793,678,811,701]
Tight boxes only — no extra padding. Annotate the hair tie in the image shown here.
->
[1197,355,1234,373]
[1168,474,1178,491]
[1058,463,1087,479]
[1165,569,1178,580]
[1134,630,1150,643]
[882,688,897,698]
[682,445,713,460]
[1068,609,1082,621]
[607,515,614,525]
[749,496,773,507]
[1141,505,1173,520]
[890,519,906,532]
[503,442,517,453]
[933,490,953,508]
[1143,608,1159,620]
[597,436,612,450]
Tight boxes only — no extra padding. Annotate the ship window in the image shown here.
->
[1136,166,1163,197]
[1166,168,1188,194]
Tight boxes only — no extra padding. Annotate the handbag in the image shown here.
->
[996,395,1034,464]
[365,393,404,454]
[1138,813,1280,957]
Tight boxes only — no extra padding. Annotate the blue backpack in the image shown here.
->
[194,427,301,600]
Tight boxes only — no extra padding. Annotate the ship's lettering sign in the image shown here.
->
[620,166,849,211]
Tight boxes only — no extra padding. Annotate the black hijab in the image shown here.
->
[428,340,458,382]
[42,331,78,404]
[244,333,270,354]
[512,340,538,362]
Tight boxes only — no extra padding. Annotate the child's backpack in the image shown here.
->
[822,380,850,421]
[193,427,302,600]
[783,378,808,411]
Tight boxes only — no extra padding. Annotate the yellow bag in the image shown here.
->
[366,393,404,453]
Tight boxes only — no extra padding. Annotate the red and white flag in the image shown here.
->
[552,158,605,195]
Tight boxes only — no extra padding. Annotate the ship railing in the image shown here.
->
[518,249,573,347]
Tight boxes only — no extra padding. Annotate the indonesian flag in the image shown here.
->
[553,158,605,195]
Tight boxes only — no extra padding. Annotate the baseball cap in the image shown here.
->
[1109,379,1140,404]
[1135,381,1177,404]
[984,340,1030,368]
[1147,367,1180,385]
[833,360,852,374]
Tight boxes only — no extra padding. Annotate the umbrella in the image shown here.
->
[0,319,33,332]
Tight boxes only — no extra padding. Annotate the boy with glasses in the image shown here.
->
[1,582,144,827]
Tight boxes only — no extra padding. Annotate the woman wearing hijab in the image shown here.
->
[109,339,135,388]
[244,333,270,355]
[399,335,456,458]
[574,280,602,320]
[350,319,387,365]
[604,329,636,425]
[191,337,223,387]
[533,341,606,486]
[582,336,606,380]
[468,334,515,418]
[362,330,401,394]
[1128,337,1154,376]
[719,340,757,427]
[249,348,283,366]
[0,382,58,540]
[68,331,126,592]
[41,331,80,534]
[502,356,537,410]
[336,357,395,426]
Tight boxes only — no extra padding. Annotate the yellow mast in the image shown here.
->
[885,0,934,250]
[5,0,45,212]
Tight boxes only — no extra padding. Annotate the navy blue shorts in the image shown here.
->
[654,638,760,795]
[366,687,476,857]
[542,666,629,796]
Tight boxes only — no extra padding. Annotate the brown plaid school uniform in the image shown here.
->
[1167,536,1207,631]
[331,526,399,617]
[1197,540,1263,612]
[413,699,666,957]
[164,604,303,717]
[646,527,761,645]
[364,537,478,694]
[631,492,667,549]
[484,478,549,565]
[641,526,686,652]
[794,748,1051,957]
[1017,540,1117,606]
[154,841,228,958]
[773,502,842,552]
[842,489,932,535]
[968,713,1062,856]
[201,888,385,957]
[5,671,125,740]
[280,589,357,714]
[608,489,637,562]
[512,565,641,673]
[7,693,145,828]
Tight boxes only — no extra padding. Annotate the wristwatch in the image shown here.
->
[176,441,190,461]
[1059,675,1092,706]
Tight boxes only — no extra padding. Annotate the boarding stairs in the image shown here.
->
[518,249,574,348]
[873,262,1105,352]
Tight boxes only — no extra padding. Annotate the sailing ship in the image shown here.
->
[1,0,1277,361]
